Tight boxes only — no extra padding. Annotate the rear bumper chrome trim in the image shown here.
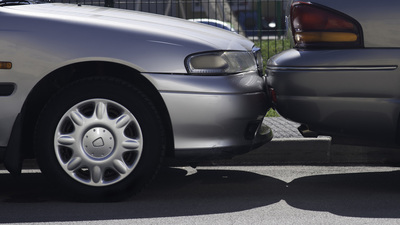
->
[267,66,398,71]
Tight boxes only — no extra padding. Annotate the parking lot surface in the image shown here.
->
[1,165,400,224]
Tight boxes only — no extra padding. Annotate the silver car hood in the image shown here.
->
[3,3,252,51]
[0,3,254,73]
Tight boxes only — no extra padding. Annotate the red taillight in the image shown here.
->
[291,2,363,48]
[269,87,277,103]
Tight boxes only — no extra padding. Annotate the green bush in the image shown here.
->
[266,108,279,117]
[261,39,292,71]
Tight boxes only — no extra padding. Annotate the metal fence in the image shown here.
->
[52,0,291,58]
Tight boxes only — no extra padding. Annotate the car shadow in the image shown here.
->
[0,167,400,223]
[284,169,400,218]
[134,167,285,216]
[0,167,285,223]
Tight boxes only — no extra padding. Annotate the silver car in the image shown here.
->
[267,0,399,145]
[0,2,272,200]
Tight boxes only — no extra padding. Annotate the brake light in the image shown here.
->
[291,2,363,48]
[269,87,277,103]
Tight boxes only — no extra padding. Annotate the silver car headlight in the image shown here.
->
[185,51,258,75]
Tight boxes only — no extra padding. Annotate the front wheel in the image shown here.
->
[35,77,165,201]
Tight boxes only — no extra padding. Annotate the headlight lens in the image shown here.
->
[185,51,257,75]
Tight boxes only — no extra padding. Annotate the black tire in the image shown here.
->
[35,77,165,201]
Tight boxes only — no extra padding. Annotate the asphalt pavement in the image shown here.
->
[2,165,400,224]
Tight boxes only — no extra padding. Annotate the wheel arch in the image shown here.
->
[12,61,174,168]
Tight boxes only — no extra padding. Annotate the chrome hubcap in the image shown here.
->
[54,99,143,186]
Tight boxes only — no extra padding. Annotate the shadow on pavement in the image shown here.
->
[0,167,284,223]
[285,170,400,218]
[0,167,400,223]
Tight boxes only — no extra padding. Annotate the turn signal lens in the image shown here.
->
[291,2,363,48]
[295,32,358,43]
[0,62,12,70]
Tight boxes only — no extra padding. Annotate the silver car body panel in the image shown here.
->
[268,48,400,140]
[144,72,267,150]
[268,0,400,141]
[0,4,270,154]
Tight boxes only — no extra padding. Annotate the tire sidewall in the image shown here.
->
[35,77,165,200]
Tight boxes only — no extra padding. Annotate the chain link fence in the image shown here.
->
[52,0,291,59]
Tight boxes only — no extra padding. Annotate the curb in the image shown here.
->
[203,137,400,166]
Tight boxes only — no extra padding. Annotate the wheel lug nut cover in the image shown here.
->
[83,127,115,159]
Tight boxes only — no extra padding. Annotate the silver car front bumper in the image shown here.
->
[144,72,273,160]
